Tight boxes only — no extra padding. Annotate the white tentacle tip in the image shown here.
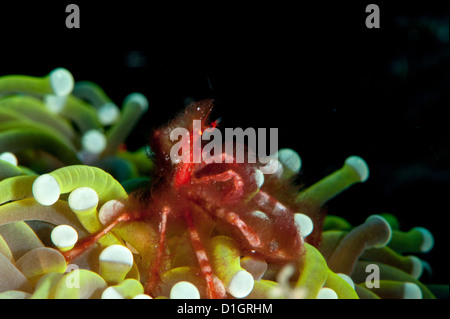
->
[170,281,201,299]
[316,287,338,299]
[278,148,302,175]
[81,129,107,154]
[403,282,423,299]
[99,245,134,266]
[99,199,125,225]
[366,214,392,247]
[101,287,124,299]
[0,152,18,166]
[51,225,78,251]
[294,213,314,238]
[49,68,74,96]
[32,174,61,206]
[68,187,99,212]
[337,273,355,289]
[124,92,149,112]
[44,94,67,114]
[260,158,283,176]
[227,270,254,298]
[133,294,153,299]
[345,156,369,182]
[98,103,120,125]
[408,255,424,279]
[414,227,434,253]
[254,169,265,189]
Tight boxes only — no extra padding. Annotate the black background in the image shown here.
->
[0,1,448,286]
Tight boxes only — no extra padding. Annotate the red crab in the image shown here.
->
[63,100,312,299]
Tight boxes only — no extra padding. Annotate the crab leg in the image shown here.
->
[195,169,244,202]
[252,189,289,216]
[62,212,135,263]
[145,206,171,295]
[222,211,261,248]
[184,209,226,299]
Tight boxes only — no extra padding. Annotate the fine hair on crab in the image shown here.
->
[60,99,310,299]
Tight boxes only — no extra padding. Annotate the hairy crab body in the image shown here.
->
[63,100,306,299]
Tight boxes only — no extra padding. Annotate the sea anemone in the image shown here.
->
[0,69,447,299]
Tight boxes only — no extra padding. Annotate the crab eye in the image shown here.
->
[294,213,314,238]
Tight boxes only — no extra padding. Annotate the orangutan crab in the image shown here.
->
[62,100,307,299]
